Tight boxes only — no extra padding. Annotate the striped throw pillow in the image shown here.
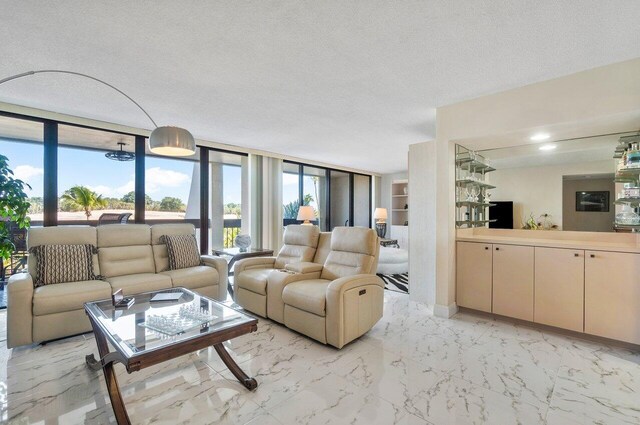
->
[161,234,201,270]
[29,244,99,287]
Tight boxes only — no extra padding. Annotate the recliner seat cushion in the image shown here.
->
[235,268,272,295]
[33,280,113,316]
[282,279,331,316]
[106,273,172,295]
[160,266,218,290]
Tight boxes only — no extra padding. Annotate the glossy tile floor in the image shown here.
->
[2,291,639,424]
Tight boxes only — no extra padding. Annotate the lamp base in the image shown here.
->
[375,222,387,238]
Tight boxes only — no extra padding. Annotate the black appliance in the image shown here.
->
[489,201,513,229]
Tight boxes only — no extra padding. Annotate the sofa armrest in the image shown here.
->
[266,269,322,323]
[233,257,277,276]
[285,262,323,274]
[326,274,385,348]
[7,272,35,348]
[200,255,229,301]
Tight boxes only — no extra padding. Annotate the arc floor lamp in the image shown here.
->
[0,69,196,157]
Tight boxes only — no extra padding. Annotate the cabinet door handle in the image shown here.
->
[590,254,595,258]
[574,253,579,257]
[495,247,500,251]
[485,246,489,250]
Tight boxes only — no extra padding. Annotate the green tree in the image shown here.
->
[61,186,108,219]
[122,191,154,205]
[121,191,135,203]
[283,194,313,219]
[159,197,185,212]
[224,202,241,218]
[0,154,31,263]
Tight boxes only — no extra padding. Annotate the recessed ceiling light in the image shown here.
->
[530,133,550,141]
[539,144,556,151]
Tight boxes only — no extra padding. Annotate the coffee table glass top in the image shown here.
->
[85,287,255,358]
[212,247,273,256]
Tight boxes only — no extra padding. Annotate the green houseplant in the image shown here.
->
[0,154,31,268]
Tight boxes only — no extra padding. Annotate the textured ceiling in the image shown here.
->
[1,1,639,173]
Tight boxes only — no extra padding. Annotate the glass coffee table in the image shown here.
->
[84,287,258,425]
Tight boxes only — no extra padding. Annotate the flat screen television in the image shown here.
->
[489,201,514,229]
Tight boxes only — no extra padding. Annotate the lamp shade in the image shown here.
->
[373,208,388,220]
[297,205,316,223]
[149,126,196,156]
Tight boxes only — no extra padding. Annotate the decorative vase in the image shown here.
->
[234,234,251,252]
[375,222,387,238]
[403,186,408,195]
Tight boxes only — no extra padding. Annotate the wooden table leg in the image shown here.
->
[213,343,257,390]
[88,319,132,425]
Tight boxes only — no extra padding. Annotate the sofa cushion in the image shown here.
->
[33,280,112,316]
[282,279,331,317]
[106,273,172,295]
[321,227,378,280]
[98,245,156,278]
[97,224,151,248]
[160,266,219,290]
[162,234,201,270]
[235,268,272,295]
[29,244,99,287]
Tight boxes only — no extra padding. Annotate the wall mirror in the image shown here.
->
[456,130,640,232]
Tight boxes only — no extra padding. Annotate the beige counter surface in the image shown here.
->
[456,228,640,254]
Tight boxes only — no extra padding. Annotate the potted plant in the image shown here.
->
[0,154,31,283]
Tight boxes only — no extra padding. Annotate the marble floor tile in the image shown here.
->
[412,373,547,425]
[447,345,557,408]
[2,292,640,425]
[269,372,427,425]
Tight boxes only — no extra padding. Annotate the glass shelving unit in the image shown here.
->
[455,145,496,228]
[613,134,640,232]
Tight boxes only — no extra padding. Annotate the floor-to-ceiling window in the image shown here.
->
[283,160,372,230]
[145,146,201,244]
[208,150,247,249]
[303,166,327,230]
[0,115,44,278]
[58,125,136,224]
[282,162,301,226]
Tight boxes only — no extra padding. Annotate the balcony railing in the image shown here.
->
[223,218,241,248]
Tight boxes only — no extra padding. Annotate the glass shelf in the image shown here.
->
[456,219,497,226]
[455,158,496,173]
[455,201,495,208]
[615,197,640,206]
[614,223,640,230]
[455,179,496,189]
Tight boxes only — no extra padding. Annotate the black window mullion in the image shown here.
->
[298,164,304,206]
[348,173,354,227]
[134,135,146,224]
[325,169,331,231]
[199,148,209,255]
[368,175,373,228]
[43,120,58,227]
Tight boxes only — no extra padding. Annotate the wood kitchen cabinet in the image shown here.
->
[492,244,534,321]
[456,241,492,312]
[585,250,640,344]
[534,247,584,332]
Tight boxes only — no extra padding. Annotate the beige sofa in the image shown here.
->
[7,223,227,348]
[234,226,383,348]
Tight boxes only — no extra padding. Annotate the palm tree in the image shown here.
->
[61,186,107,220]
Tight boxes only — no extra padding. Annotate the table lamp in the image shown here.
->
[374,208,388,238]
[297,206,316,225]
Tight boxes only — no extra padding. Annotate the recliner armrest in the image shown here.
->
[200,255,229,301]
[233,257,277,276]
[284,262,323,274]
[7,272,35,348]
[326,274,385,348]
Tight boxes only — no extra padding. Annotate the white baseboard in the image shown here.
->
[434,302,458,318]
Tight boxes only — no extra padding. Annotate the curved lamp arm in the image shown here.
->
[0,70,158,128]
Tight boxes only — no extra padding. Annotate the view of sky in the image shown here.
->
[1,139,243,205]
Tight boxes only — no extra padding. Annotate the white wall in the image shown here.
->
[489,160,613,229]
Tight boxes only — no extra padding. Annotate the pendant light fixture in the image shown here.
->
[0,70,196,157]
[105,141,135,161]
